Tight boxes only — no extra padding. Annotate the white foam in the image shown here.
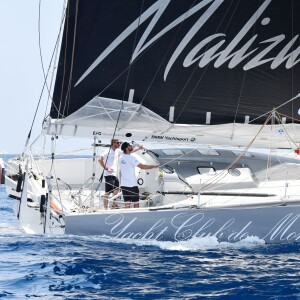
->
[148,235,265,251]
[88,235,265,251]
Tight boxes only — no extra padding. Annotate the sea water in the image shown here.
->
[0,156,299,299]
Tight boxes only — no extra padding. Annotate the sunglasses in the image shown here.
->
[113,142,122,144]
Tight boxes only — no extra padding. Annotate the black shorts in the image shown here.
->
[121,186,139,202]
[104,176,119,193]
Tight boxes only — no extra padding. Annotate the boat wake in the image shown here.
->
[150,235,266,251]
[85,234,266,251]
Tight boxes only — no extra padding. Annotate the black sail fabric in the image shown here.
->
[51,0,300,125]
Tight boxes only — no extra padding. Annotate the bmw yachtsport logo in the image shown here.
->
[190,138,196,142]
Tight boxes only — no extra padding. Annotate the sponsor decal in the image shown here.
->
[101,211,300,243]
[263,213,300,241]
[151,134,191,142]
[76,0,300,86]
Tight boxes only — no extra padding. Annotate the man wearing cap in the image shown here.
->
[98,139,122,209]
[119,142,159,208]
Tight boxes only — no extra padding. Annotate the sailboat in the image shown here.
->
[1,0,300,243]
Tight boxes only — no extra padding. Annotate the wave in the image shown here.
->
[72,234,266,251]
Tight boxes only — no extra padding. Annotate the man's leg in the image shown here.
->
[132,186,140,208]
[111,187,120,208]
[103,176,119,209]
[121,186,131,209]
[104,176,113,209]
[103,192,109,209]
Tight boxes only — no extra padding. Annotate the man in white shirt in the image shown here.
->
[119,142,159,208]
[98,139,122,209]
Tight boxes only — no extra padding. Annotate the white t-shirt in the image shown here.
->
[101,148,121,177]
[119,154,140,187]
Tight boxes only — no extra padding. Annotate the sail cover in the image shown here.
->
[51,0,300,125]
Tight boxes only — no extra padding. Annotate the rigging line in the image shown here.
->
[222,0,240,33]
[277,112,300,123]
[50,134,58,174]
[38,0,63,110]
[98,0,146,174]
[62,0,79,118]
[139,0,199,107]
[57,0,71,118]
[173,0,238,123]
[233,0,260,124]
[49,101,64,119]
[43,0,68,120]
[196,169,256,193]
[38,0,66,117]
[98,144,116,184]
[23,1,66,153]
[97,2,148,183]
[291,0,294,122]
[172,0,236,111]
[249,93,300,124]
[96,46,166,99]
[231,113,273,164]
[275,111,299,149]
[97,1,204,99]
[202,113,273,190]
[122,0,145,102]
[266,110,275,178]
[98,1,146,184]
[22,65,51,152]
[287,12,300,150]
[38,0,52,104]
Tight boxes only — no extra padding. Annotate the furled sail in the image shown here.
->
[43,96,300,148]
[51,0,300,127]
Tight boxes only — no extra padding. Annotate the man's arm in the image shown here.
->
[98,156,106,169]
[137,163,159,170]
[98,156,113,172]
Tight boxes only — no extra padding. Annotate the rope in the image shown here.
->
[62,0,79,117]
[232,0,260,125]
[200,112,274,191]
[249,93,300,124]
[96,1,146,185]
[139,0,199,107]
[38,0,66,108]
[291,0,294,121]
[22,0,65,155]
[42,0,67,121]
[96,1,199,104]
[57,1,70,119]
[275,111,300,149]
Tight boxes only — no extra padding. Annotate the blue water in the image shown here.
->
[0,155,299,299]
